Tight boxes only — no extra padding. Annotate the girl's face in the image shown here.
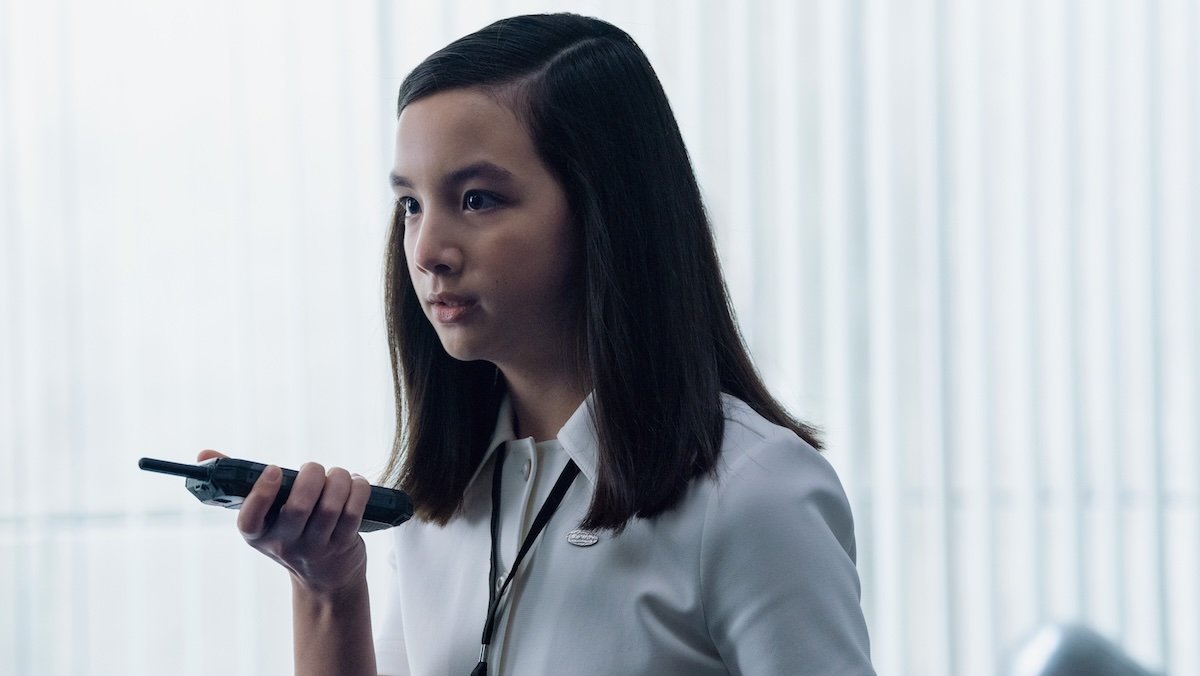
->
[392,88,578,375]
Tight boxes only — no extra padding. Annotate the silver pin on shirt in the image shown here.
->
[566,529,599,546]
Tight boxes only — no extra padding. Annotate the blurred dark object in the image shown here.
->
[1008,624,1162,676]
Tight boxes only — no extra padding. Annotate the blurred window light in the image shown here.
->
[2,1,1196,675]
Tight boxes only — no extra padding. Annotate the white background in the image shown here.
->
[2,1,1197,674]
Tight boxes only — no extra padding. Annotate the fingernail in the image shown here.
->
[263,465,282,481]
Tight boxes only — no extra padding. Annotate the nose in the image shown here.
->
[408,209,463,276]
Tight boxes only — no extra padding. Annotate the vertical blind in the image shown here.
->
[1,1,1196,675]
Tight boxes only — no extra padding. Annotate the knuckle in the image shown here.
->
[237,512,265,537]
[314,501,342,523]
[341,501,365,522]
[279,502,311,522]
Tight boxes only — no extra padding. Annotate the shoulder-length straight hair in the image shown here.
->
[382,13,820,530]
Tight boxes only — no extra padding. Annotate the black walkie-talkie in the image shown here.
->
[138,457,413,532]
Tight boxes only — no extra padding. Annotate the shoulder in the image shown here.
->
[711,394,857,558]
[697,396,874,673]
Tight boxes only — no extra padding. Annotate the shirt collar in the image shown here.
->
[556,392,600,484]
[468,392,601,487]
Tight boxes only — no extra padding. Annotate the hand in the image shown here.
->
[197,450,373,597]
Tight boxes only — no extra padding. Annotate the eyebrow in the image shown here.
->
[389,161,516,190]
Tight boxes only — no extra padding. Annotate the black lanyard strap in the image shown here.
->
[472,443,580,676]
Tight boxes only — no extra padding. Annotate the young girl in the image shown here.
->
[204,13,874,676]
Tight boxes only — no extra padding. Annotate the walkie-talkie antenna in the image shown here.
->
[138,457,212,482]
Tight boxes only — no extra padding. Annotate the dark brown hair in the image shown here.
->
[382,13,820,530]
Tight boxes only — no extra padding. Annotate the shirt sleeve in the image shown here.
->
[374,532,412,676]
[699,432,876,676]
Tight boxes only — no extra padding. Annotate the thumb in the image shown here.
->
[197,449,230,462]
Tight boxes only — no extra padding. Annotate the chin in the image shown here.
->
[438,345,474,362]
[435,337,485,364]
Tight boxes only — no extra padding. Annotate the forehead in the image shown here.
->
[393,88,538,179]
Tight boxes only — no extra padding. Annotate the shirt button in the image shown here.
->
[522,459,531,480]
[495,571,507,592]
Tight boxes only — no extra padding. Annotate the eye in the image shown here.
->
[463,190,502,211]
[397,196,421,217]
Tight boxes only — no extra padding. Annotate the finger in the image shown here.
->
[237,464,282,540]
[197,449,229,462]
[268,462,327,543]
[331,474,372,546]
[299,467,353,545]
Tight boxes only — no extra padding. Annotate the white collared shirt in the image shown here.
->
[375,394,875,675]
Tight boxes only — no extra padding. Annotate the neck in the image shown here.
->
[500,366,589,442]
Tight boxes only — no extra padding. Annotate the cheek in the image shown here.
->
[519,242,578,307]
[478,229,565,296]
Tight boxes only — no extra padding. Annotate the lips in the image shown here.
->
[427,292,477,324]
